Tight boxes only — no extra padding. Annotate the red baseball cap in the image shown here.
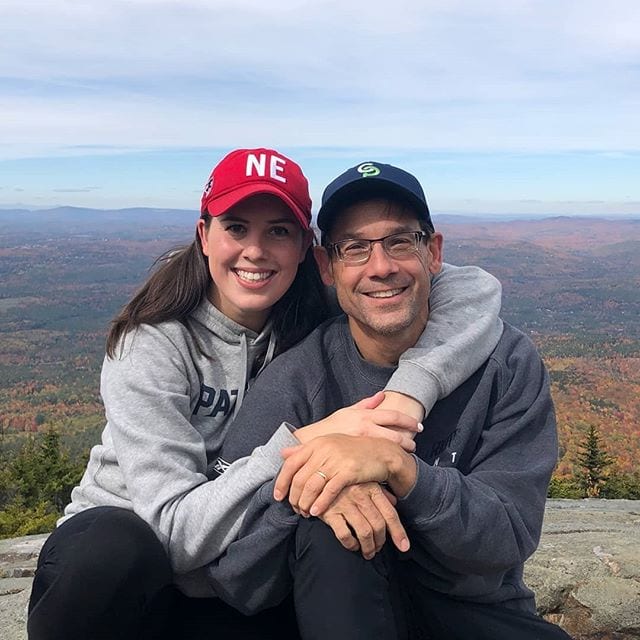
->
[200,148,312,229]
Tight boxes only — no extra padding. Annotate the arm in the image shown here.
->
[385,264,503,417]
[396,341,556,577]
[102,326,296,574]
[276,333,556,580]
[206,481,299,615]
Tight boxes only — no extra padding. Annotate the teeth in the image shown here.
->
[236,270,272,282]
[368,288,403,298]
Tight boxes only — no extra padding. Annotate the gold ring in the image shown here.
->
[315,470,328,481]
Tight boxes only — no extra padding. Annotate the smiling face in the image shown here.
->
[197,193,310,332]
[315,197,443,365]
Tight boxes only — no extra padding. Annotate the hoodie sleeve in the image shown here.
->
[206,480,299,615]
[396,333,556,594]
[100,325,298,575]
[385,263,503,415]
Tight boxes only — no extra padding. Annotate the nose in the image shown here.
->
[365,242,398,278]
[242,232,268,262]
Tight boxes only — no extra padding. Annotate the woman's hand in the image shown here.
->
[274,434,417,517]
[294,392,421,452]
[319,482,410,559]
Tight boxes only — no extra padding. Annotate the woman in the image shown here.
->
[27,148,502,640]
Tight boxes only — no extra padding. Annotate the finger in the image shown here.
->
[274,448,314,501]
[381,486,397,506]
[309,475,350,517]
[366,426,416,452]
[355,500,387,555]
[370,410,421,433]
[351,391,386,410]
[398,434,417,453]
[280,445,302,459]
[343,507,376,559]
[371,489,410,553]
[295,470,331,516]
[322,513,360,552]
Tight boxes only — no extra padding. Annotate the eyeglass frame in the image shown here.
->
[326,230,430,264]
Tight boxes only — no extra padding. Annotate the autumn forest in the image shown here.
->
[1,208,639,535]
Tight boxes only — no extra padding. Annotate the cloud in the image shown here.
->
[1,0,639,159]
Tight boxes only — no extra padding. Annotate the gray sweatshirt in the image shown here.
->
[208,319,556,615]
[62,263,502,589]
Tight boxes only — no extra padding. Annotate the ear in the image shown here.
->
[197,218,211,256]
[427,232,444,275]
[313,246,335,286]
[299,229,314,263]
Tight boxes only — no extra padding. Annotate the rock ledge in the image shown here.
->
[1,500,639,639]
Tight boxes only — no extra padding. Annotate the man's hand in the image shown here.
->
[274,434,417,517]
[320,483,410,559]
[294,391,421,453]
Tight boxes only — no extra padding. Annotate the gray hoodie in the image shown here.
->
[61,263,502,588]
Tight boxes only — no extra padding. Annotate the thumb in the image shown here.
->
[281,445,302,459]
[352,390,386,410]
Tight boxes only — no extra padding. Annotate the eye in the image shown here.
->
[387,234,414,249]
[341,240,369,255]
[224,223,247,237]
[269,225,291,238]
[385,233,418,255]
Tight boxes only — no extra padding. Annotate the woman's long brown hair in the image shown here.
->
[106,215,331,359]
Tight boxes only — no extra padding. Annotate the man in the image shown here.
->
[208,162,570,639]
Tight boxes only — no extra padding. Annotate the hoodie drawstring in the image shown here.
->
[233,330,277,420]
[234,333,249,419]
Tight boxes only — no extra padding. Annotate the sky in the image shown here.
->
[1,0,639,216]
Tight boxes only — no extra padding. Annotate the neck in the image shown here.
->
[348,317,427,367]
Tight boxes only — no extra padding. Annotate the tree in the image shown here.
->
[576,424,613,497]
[600,470,640,499]
[0,431,85,539]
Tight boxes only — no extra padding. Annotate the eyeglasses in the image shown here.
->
[328,231,429,264]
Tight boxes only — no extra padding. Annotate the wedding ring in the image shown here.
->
[315,470,328,482]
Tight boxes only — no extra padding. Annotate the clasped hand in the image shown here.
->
[293,391,421,453]
[275,392,419,558]
[319,482,410,559]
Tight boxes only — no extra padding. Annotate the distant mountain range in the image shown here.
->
[1,206,639,237]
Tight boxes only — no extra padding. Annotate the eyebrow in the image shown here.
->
[222,215,297,225]
[334,223,420,241]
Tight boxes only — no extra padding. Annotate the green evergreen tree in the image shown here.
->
[600,470,640,499]
[576,424,613,498]
[547,474,582,499]
[0,431,84,539]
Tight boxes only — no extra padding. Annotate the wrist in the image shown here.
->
[386,449,418,498]
[382,391,425,422]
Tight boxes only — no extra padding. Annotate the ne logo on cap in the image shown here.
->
[202,176,214,197]
[246,153,287,183]
[357,162,381,178]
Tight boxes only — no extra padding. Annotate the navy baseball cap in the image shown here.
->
[317,161,434,234]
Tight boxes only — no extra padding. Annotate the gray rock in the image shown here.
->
[1,501,639,639]
[526,499,640,639]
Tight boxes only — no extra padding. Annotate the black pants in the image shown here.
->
[292,518,573,640]
[28,507,300,640]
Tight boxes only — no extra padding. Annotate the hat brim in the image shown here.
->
[205,182,310,230]
[317,179,431,233]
